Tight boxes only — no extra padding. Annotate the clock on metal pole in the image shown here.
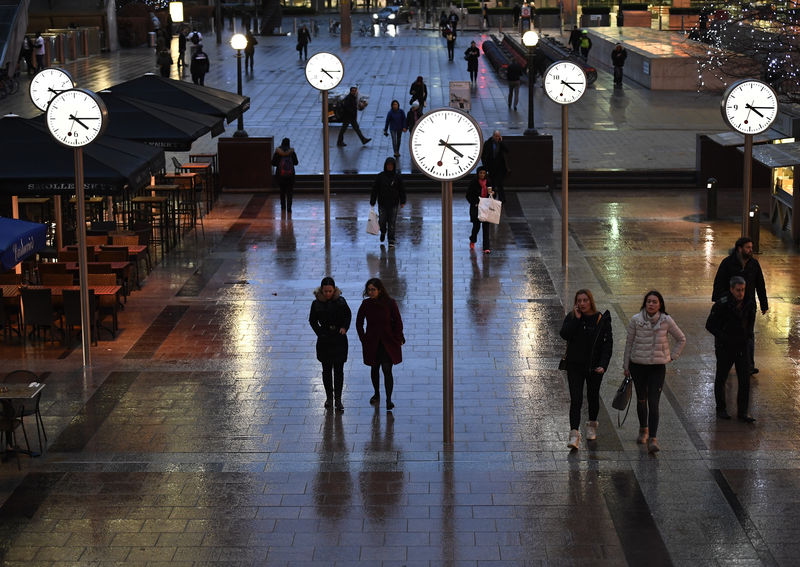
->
[409,108,483,444]
[45,88,109,367]
[305,52,344,252]
[29,67,75,112]
[543,60,587,268]
[721,79,778,236]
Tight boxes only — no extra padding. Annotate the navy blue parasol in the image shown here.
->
[0,217,47,270]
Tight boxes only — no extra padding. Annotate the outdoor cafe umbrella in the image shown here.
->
[109,74,250,124]
[0,217,47,270]
[0,114,165,196]
[97,91,226,151]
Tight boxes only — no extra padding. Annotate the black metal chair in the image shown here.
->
[0,399,27,470]
[61,288,99,346]
[20,288,58,344]
[0,289,20,343]
[171,156,183,173]
[4,370,45,455]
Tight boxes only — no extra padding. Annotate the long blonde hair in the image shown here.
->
[572,288,597,316]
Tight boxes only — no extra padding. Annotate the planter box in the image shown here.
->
[536,14,561,28]
[621,10,650,26]
[668,13,699,30]
[580,13,610,26]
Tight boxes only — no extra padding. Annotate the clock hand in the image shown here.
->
[437,136,449,165]
[443,142,477,146]
[438,139,464,158]
[745,103,765,118]
[69,114,90,130]
[560,80,577,92]
[321,69,334,79]
[47,87,64,95]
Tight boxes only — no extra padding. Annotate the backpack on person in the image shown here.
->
[278,154,294,176]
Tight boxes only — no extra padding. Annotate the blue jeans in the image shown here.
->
[390,130,402,155]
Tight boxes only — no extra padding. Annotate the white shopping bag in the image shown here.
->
[477,196,501,224]
[366,208,380,235]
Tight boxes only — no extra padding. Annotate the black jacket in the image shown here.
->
[481,138,509,175]
[705,292,755,352]
[309,287,351,363]
[190,51,209,75]
[466,173,492,222]
[409,81,427,106]
[560,310,613,373]
[611,47,628,67]
[341,92,359,121]
[370,157,406,208]
[506,61,523,82]
[712,251,768,311]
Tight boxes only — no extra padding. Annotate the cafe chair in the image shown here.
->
[86,274,119,334]
[172,156,183,173]
[40,273,75,287]
[20,288,58,345]
[61,288,99,345]
[0,399,28,470]
[57,249,78,262]
[4,370,46,455]
[0,289,20,342]
[85,235,109,247]
[97,249,132,299]
[0,271,21,285]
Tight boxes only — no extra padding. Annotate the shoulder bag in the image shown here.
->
[611,375,633,426]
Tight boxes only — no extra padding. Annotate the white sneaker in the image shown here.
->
[585,420,598,441]
[567,429,580,450]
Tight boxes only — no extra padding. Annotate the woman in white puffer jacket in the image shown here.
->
[623,290,686,454]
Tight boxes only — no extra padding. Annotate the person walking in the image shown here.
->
[409,76,428,108]
[623,291,686,454]
[439,10,448,35]
[712,236,768,375]
[445,25,457,62]
[33,32,45,70]
[188,28,203,58]
[271,138,299,212]
[405,101,423,133]
[297,24,311,60]
[337,86,371,147]
[190,45,210,85]
[309,277,351,412]
[568,26,581,53]
[520,1,531,31]
[383,100,406,158]
[177,27,187,72]
[466,167,494,253]
[579,29,592,60]
[559,289,613,450]
[506,59,523,110]
[611,43,627,87]
[19,35,34,74]
[356,278,404,411]
[244,30,257,74]
[706,276,757,422]
[481,130,510,202]
[464,40,480,83]
[156,47,173,77]
[370,157,406,247]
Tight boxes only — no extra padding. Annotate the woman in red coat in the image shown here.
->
[356,278,404,410]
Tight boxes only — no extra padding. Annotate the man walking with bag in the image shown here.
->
[370,157,406,247]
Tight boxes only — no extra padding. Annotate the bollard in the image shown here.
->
[706,177,717,220]
[748,204,760,253]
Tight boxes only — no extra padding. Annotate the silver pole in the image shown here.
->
[74,148,92,367]
[742,133,753,237]
[561,104,569,267]
[54,195,63,251]
[442,180,454,444]
[323,90,331,252]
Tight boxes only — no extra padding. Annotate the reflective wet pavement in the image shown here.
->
[0,188,799,565]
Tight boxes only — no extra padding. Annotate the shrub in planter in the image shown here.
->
[580,6,610,14]
[283,6,317,15]
[621,4,648,10]
[670,7,701,14]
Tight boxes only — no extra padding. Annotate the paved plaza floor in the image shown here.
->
[0,187,798,565]
[1,21,799,567]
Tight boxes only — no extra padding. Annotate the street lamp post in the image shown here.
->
[230,33,248,137]
[522,30,539,136]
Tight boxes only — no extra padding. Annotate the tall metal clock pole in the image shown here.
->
[74,147,92,366]
[543,61,587,268]
[409,108,483,445]
[305,52,344,253]
[720,79,778,238]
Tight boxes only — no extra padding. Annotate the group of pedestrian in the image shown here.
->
[309,276,404,413]
[380,77,427,158]
[559,235,768,454]
[18,32,45,74]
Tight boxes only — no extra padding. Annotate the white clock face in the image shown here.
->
[721,79,778,135]
[543,61,587,105]
[46,88,108,148]
[305,52,344,91]
[410,108,483,181]
[29,68,75,112]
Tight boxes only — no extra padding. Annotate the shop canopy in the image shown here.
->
[0,217,47,270]
[0,115,165,196]
[109,74,250,124]
[98,91,226,151]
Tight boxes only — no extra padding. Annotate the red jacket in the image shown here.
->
[356,297,404,365]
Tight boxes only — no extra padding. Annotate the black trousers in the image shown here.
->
[567,369,603,430]
[630,362,666,437]
[321,360,345,400]
[470,219,490,250]
[714,347,751,416]
[245,52,254,72]
[613,66,623,85]
[370,343,394,401]
[337,118,367,144]
[278,176,294,210]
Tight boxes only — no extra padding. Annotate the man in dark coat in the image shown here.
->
[568,26,581,54]
[506,60,523,109]
[611,43,627,87]
[177,27,187,72]
[712,236,768,374]
[481,130,510,202]
[190,46,209,85]
[706,276,756,422]
[337,86,371,147]
[297,24,311,60]
[370,157,406,247]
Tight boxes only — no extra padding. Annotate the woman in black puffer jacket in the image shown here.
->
[309,277,351,412]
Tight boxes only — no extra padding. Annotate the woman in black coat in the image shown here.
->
[465,166,493,253]
[464,40,480,82]
[559,288,612,451]
[309,276,352,412]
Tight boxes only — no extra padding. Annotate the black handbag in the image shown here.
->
[611,375,633,426]
[558,355,567,370]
